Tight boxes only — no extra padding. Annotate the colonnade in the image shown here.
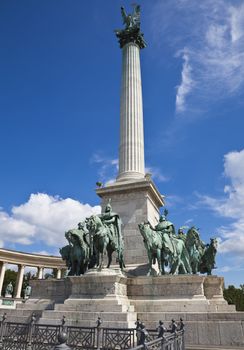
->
[0,249,66,299]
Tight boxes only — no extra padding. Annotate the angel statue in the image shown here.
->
[121,5,141,31]
[115,4,146,49]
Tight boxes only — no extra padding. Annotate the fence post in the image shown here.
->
[0,313,6,350]
[61,315,66,333]
[27,312,36,350]
[96,317,102,350]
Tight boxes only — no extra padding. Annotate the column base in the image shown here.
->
[96,178,164,272]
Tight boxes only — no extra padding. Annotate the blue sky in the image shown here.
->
[0,0,244,286]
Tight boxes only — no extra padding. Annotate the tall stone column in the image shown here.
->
[0,262,6,296]
[15,264,25,298]
[96,6,164,273]
[117,42,145,182]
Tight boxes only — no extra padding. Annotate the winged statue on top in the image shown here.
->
[115,4,146,49]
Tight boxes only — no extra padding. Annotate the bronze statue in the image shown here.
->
[199,238,218,275]
[5,282,13,297]
[139,209,218,276]
[60,200,125,275]
[87,201,125,270]
[60,221,90,276]
[115,4,146,49]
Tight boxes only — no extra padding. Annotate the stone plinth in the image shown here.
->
[29,270,137,328]
[27,274,244,347]
[96,178,164,272]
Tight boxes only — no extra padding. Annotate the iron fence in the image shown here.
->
[0,315,184,350]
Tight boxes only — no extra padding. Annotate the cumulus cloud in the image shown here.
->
[199,149,244,258]
[0,193,100,249]
[151,0,244,114]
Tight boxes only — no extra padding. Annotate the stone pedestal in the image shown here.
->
[96,178,164,272]
[26,274,244,346]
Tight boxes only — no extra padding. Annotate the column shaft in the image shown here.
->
[15,264,25,298]
[37,267,44,279]
[0,262,6,296]
[117,42,145,182]
[56,269,61,279]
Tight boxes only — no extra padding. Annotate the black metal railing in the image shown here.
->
[0,314,184,350]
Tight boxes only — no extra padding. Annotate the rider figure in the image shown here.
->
[154,214,176,238]
[178,228,186,242]
[99,200,125,269]
[100,200,123,252]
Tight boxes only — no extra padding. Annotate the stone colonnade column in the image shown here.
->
[56,269,61,279]
[15,264,25,298]
[117,42,145,182]
[37,267,44,279]
[0,262,6,295]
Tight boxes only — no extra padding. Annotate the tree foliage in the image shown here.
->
[224,285,244,311]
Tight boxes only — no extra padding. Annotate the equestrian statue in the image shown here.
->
[60,200,125,275]
[139,209,218,276]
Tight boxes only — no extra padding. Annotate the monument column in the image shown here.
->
[117,41,145,181]
[96,5,164,272]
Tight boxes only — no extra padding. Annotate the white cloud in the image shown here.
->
[0,193,100,249]
[199,149,244,258]
[175,51,195,113]
[151,0,244,114]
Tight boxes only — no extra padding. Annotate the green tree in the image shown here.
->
[224,285,244,311]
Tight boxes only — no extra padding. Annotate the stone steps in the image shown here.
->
[136,312,244,323]
[131,300,236,313]
[17,299,55,311]
[41,310,137,322]
[55,301,134,313]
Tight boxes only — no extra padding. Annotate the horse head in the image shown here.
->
[59,245,72,266]
[210,238,218,252]
[86,215,96,233]
[187,227,200,242]
[138,222,151,241]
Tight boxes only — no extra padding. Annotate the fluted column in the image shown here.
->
[15,264,25,298]
[0,262,6,296]
[117,42,145,182]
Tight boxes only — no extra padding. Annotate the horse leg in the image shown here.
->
[157,249,162,275]
[170,258,180,274]
[147,253,153,276]
[99,251,103,270]
[107,247,112,268]
[160,251,166,275]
